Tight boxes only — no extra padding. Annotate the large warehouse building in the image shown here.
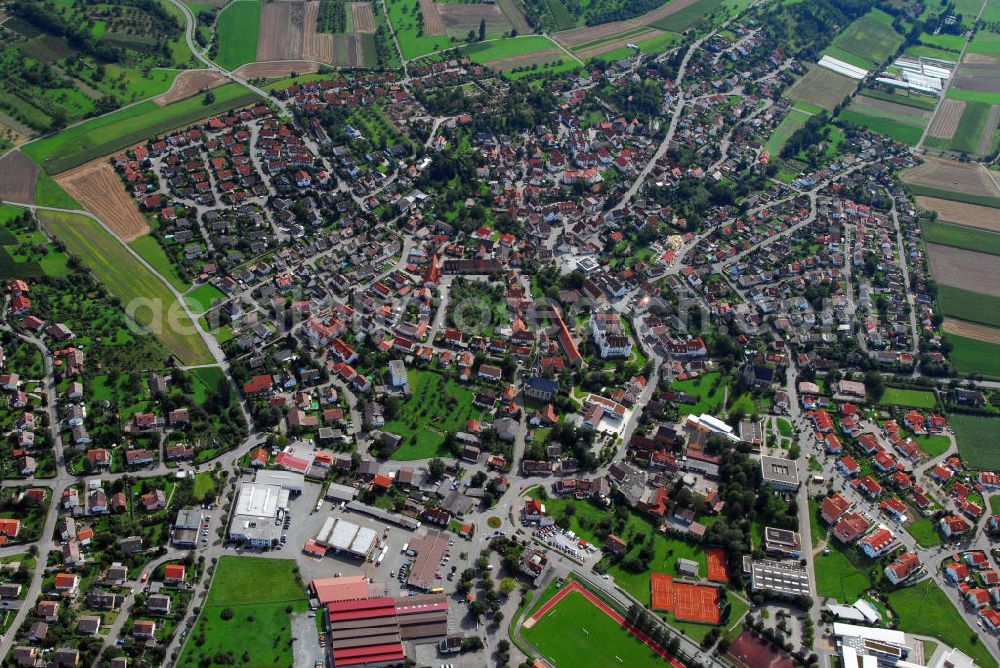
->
[228,483,287,548]
[314,517,379,560]
[324,593,448,667]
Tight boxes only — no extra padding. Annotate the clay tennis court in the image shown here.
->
[650,574,720,623]
[706,547,729,582]
[525,580,684,668]
[651,572,674,611]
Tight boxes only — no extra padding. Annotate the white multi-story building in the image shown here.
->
[589,311,632,358]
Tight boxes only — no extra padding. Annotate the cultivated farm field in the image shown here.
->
[943,318,1000,344]
[920,220,1000,256]
[215,0,261,70]
[153,70,228,106]
[926,98,964,141]
[901,156,1000,207]
[439,3,512,38]
[22,83,261,174]
[350,1,376,31]
[947,333,1000,378]
[915,196,1000,232]
[0,150,39,204]
[785,65,859,111]
[462,35,565,69]
[54,161,150,243]
[926,243,1000,297]
[838,96,929,145]
[825,9,902,67]
[38,210,214,366]
[951,414,1000,470]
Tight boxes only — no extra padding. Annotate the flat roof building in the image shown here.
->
[315,517,378,560]
[228,484,287,548]
[763,527,802,558]
[761,456,800,491]
[749,559,811,597]
[255,469,305,493]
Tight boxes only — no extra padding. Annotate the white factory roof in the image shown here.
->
[316,517,377,556]
[235,483,284,518]
[833,622,906,646]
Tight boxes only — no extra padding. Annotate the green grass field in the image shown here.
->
[946,87,1000,105]
[649,0,725,33]
[951,413,1000,469]
[906,517,942,547]
[23,84,261,174]
[949,100,992,154]
[215,0,261,70]
[922,220,1000,257]
[670,372,727,415]
[522,589,666,668]
[34,172,81,209]
[38,211,214,366]
[384,0,452,60]
[178,557,308,668]
[827,9,903,66]
[385,369,482,459]
[968,29,1000,57]
[888,580,997,668]
[915,434,952,459]
[462,36,562,64]
[857,88,936,112]
[765,108,812,155]
[936,285,1000,328]
[946,334,1000,380]
[918,32,966,52]
[902,182,1000,209]
[186,283,227,313]
[837,101,927,145]
[814,540,873,603]
[823,45,877,69]
[905,43,962,60]
[130,235,188,292]
[879,387,937,408]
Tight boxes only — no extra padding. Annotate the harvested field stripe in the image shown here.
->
[915,196,1000,231]
[55,160,150,243]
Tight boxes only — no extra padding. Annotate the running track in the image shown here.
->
[527,581,685,668]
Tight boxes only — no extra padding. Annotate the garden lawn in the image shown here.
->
[878,387,937,409]
[178,557,308,668]
[887,579,997,668]
[38,211,214,366]
[671,372,727,415]
[186,283,226,313]
[951,413,1000,470]
[385,369,481,460]
[192,472,217,501]
[914,434,951,459]
[522,589,666,668]
[215,0,261,70]
[906,518,942,547]
[813,539,873,602]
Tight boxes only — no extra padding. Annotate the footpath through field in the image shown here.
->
[527,580,685,668]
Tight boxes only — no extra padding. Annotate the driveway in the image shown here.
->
[291,612,322,668]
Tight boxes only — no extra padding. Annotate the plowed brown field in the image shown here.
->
[351,2,375,32]
[154,70,228,106]
[55,160,149,242]
[554,0,698,47]
[232,61,320,79]
[943,318,1000,344]
[0,150,38,204]
[916,196,1000,232]
[421,0,445,35]
[926,243,1000,297]
[901,156,1000,199]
